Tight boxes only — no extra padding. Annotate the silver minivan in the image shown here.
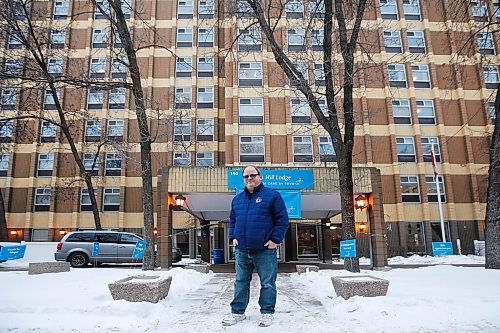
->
[54,231,181,267]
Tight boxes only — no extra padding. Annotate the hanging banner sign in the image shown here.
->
[340,239,356,258]
[0,245,27,261]
[228,169,314,190]
[132,240,147,259]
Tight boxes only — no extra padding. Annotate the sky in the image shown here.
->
[0,242,499,333]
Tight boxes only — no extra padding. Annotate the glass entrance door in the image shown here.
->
[297,224,319,259]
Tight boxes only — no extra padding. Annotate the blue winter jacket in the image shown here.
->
[229,183,289,250]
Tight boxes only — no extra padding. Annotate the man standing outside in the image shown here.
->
[222,165,289,327]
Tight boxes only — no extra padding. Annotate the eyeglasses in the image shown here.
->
[243,173,259,179]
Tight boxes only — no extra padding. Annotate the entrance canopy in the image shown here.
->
[175,192,342,221]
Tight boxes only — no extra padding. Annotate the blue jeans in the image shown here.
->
[231,248,278,315]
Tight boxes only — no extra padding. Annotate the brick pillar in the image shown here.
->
[157,167,173,269]
[369,168,388,267]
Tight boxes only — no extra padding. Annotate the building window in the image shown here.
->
[291,98,311,123]
[392,99,411,124]
[34,188,51,212]
[290,62,309,87]
[0,121,13,143]
[197,57,213,77]
[85,120,102,142]
[91,28,108,48]
[8,31,22,49]
[318,99,328,117]
[288,29,306,52]
[314,63,325,86]
[44,89,60,110]
[430,221,451,242]
[199,0,214,19]
[53,0,69,19]
[388,64,407,88]
[309,0,325,18]
[412,64,431,88]
[107,120,124,141]
[286,0,304,18]
[94,0,110,19]
[421,137,441,163]
[0,89,17,110]
[471,0,488,21]
[174,119,191,141]
[103,188,120,212]
[400,176,420,203]
[416,100,436,124]
[239,98,264,123]
[83,153,99,176]
[319,136,336,162]
[89,57,106,78]
[121,0,131,19]
[173,152,191,166]
[113,33,122,48]
[87,88,104,109]
[196,152,214,166]
[238,62,263,86]
[489,100,496,124]
[50,30,66,49]
[0,154,9,177]
[40,121,57,143]
[105,153,122,176]
[175,88,192,109]
[407,31,426,53]
[198,28,214,47]
[402,0,421,20]
[380,0,398,20]
[311,29,324,51]
[426,176,446,203]
[196,118,214,141]
[177,28,193,47]
[477,32,495,55]
[383,30,402,53]
[483,66,499,89]
[176,57,192,77]
[238,27,262,51]
[197,87,214,108]
[80,188,93,212]
[4,59,23,77]
[111,57,127,79]
[396,137,416,162]
[47,58,64,78]
[293,136,313,163]
[239,136,265,163]
[178,0,194,19]
[37,153,54,177]
[237,0,254,18]
[493,1,500,22]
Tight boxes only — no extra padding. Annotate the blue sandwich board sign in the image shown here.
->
[0,245,27,261]
[340,239,356,258]
[132,240,147,259]
[92,242,100,257]
[228,169,314,190]
[432,242,453,256]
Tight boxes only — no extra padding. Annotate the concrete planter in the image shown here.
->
[28,262,70,275]
[108,275,172,303]
[296,265,319,274]
[184,264,210,274]
[331,275,389,300]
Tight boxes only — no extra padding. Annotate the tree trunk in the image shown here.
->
[485,84,500,269]
[0,188,8,241]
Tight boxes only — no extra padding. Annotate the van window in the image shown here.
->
[95,233,119,243]
[66,233,95,242]
[119,234,141,244]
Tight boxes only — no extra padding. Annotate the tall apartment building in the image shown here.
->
[0,0,496,260]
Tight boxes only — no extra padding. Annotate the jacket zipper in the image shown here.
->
[243,192,251,249]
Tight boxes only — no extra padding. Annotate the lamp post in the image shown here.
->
[354,195,373,269]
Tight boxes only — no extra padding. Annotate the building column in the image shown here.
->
[369,168,388,268]
[189,227,197,259]
[157,167,173,269]
[321,219,332,262]
[200,220,210,263]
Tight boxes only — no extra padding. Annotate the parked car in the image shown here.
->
[54,231,182,268]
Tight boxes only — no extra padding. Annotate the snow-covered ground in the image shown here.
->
[0,243,498,332]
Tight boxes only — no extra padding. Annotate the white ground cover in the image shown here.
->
[0,242,498,332]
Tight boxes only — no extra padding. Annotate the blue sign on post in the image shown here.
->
[228,170,314,190]
[0,245,27,261]
[92,242,99,257]
[132,240,147,259]
[432,242,453,256]
[340,239,356,258]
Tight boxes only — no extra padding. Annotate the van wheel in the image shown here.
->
[68,252,89,268]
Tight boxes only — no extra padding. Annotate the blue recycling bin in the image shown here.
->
[212,249,224,264]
